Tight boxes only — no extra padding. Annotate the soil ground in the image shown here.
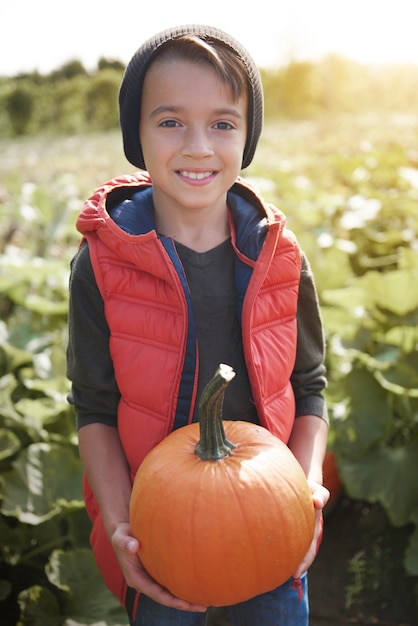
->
[206,496,418,626]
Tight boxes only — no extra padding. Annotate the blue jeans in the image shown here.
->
[128,574,308,626]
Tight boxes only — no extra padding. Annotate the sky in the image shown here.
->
[1,0,418,76]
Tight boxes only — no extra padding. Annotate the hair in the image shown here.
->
[149,35,250,103]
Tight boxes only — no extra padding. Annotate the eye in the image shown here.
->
[214,121,234,131]
[160,119,180,128]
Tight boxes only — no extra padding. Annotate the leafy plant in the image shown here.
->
[1,116,418,622]
[251,117,418,612]
[0,330,127,624]
[322,258,418,575]
[0,148,128,623]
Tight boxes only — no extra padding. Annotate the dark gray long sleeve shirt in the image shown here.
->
[67,239,327,430]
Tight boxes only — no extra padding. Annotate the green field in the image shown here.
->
[1,116,418,624]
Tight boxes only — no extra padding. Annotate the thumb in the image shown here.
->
[126,537,139,553]
[112,523,139,553]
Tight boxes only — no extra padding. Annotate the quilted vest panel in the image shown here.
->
[76,173,301,605]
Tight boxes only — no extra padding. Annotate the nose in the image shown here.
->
[181,125,214,159]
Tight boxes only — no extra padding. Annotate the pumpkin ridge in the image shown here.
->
[272,466,314,561]
[222,460,264,597]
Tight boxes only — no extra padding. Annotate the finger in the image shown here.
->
[112,525,139,554]
[125,537,139,552]
[309,483,330,509]
[292,509,324,578]
[137,575,207,612]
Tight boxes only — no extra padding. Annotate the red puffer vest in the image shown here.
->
[76,172,302,605]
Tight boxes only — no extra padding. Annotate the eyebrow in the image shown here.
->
[149,105,244,120]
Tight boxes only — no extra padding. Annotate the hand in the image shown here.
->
[292,481,329,578]
[111,523,207,612]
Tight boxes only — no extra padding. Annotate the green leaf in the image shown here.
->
[14,397,68,431]
[0,442,84,524]
[0,375,50,445]
[0,341,33,375]
[339,442,418,527]
[321,282,366,312]
[0,508,90,566]
[0,578,12,601]
[17,585,61,626]
[373,351,418,395]
[323,269,418,318]
[333,365,393,456]
[0,256,69,316]
[372,270,418,316]
[307,244,354,292]
[0,427,21,461]
[46,549,127,624]
[384,325,418,353]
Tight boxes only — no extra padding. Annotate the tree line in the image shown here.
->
[1,55,417,137]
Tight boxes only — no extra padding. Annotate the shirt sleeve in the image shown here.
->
[66,242,120,430]
[291,254,328,423]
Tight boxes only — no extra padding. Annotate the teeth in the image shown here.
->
[180,171,212,180]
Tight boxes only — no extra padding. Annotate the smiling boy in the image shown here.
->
[67,24,329,626]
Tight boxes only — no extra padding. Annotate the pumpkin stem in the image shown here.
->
[195,364,236,461]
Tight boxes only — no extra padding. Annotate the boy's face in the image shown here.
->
[139,57,248,215]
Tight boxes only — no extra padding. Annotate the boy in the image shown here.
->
[67,24,329,626]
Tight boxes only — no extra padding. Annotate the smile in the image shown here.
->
[179,171,214,181]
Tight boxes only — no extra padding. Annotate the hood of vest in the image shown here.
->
[76,172,287,274]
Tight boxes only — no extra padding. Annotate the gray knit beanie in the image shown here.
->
[119,24,264,170]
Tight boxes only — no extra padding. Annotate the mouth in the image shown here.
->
[177,170,215,181]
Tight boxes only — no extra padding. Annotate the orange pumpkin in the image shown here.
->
[322,450,342,516]
[130,364,315,606]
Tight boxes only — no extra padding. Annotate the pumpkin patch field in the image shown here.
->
[1,116,417,625]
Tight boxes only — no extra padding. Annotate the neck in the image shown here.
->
[154,199,230,253]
